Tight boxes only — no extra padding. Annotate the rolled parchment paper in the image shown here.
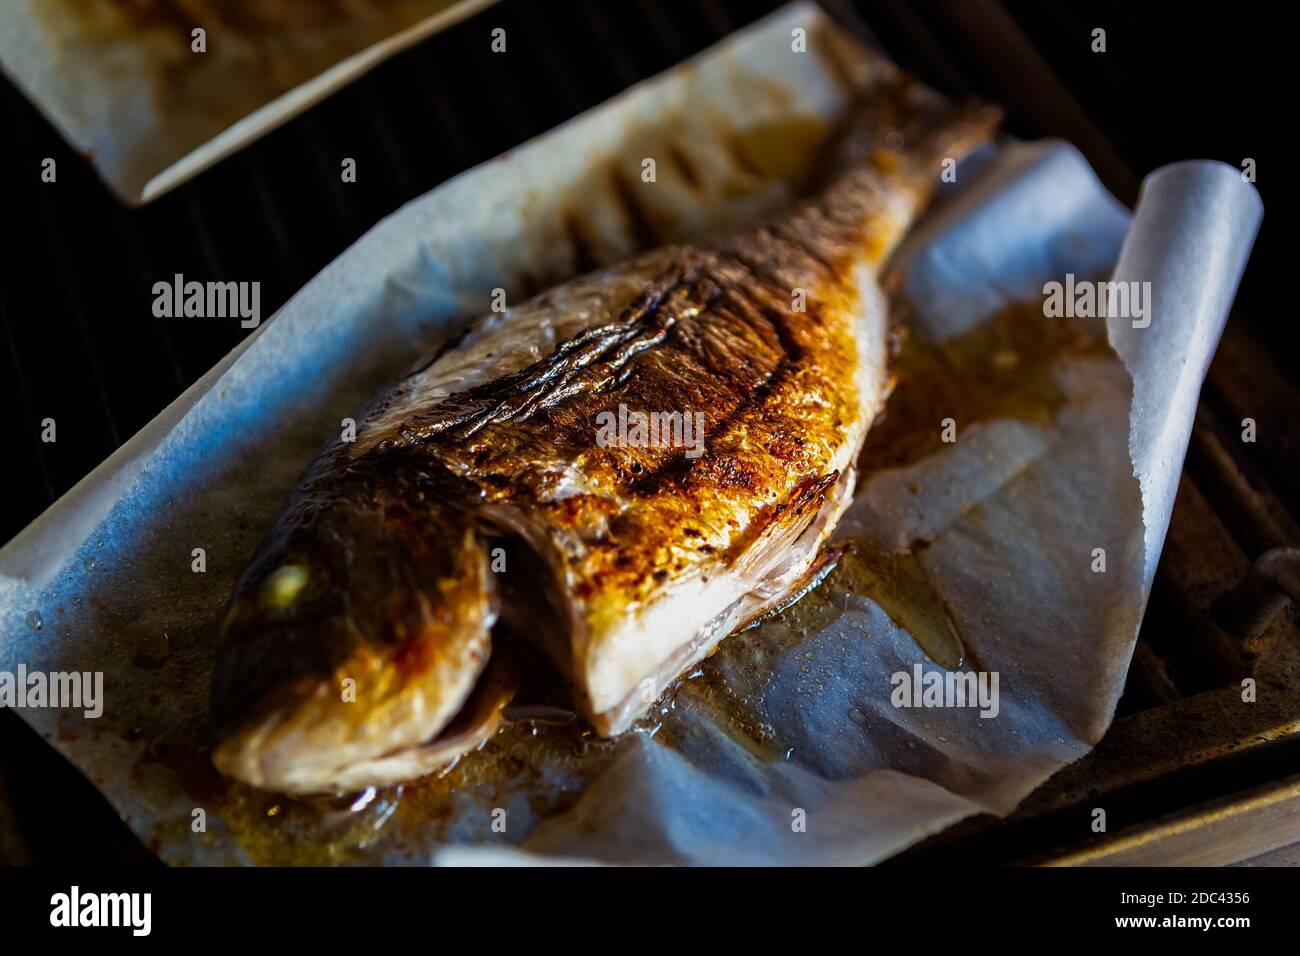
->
[0,3,1261,865]
[1108,162,1265,591]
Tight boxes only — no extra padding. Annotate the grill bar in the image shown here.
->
[111,204,188,393]
[0,288,54,503]
[17,112,123,451]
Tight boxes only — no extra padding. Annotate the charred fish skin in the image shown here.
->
[210,82,999,794]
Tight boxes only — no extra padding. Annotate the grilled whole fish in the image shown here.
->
[210,83,999,794]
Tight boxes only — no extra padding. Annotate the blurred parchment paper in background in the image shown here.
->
[0,0,499,203]
[0,4,1261,864]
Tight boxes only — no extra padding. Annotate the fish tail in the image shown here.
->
[829,74,1002,183]
[810,77,1001,266]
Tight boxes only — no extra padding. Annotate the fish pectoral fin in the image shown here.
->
[724,471,841,574]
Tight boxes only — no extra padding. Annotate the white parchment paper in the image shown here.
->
[0,4,1262,865]
[0,0,499,204]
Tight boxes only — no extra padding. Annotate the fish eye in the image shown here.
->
[262,564,310,608]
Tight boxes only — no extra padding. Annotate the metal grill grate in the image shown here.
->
[0,0,1291,866]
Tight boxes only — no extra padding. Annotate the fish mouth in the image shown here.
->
[212,653,517,795]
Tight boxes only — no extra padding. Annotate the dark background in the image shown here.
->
[0,1,1282,864]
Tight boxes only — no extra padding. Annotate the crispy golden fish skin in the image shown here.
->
[211,84,1000,794]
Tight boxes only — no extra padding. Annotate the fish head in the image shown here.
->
[209,480,495,795]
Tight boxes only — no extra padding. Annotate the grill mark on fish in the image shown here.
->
[626,280,802,495]
[558,239,826,499]
[394,258,722,446]
[733,227,838,286]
